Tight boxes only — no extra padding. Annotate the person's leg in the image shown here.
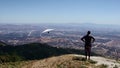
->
[85,51,87,60]
[85,46,87,60]
[88,46,91,60]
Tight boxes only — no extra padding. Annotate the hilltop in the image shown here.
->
[0,54,119,68]
[23,54,120,68]
[0,43,119,68]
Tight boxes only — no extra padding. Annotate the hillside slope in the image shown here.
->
[22,54,120,68]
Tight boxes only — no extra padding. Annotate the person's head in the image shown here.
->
[87,31,91,35]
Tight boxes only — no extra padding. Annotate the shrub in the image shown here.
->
[113,65,118,68]
[97,64,108,68]
[72,56,86,61]
[88,60,97,64]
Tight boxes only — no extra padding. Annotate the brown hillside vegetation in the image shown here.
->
[0,54,120,68]
[22,54,97,68]
[22,54,120,68]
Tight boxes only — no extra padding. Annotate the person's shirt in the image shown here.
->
[81,35,95,46]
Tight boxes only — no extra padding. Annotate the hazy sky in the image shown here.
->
[0,0,120,24]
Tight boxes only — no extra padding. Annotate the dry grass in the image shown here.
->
[22,54,99,68]
[1,54,115,68]
[0,60,33,68]
[96,64,108,68]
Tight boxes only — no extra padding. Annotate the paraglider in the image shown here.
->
[42,29,54,33]
[40,29,54,37]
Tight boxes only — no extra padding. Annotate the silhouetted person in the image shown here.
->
[81,31,95,60]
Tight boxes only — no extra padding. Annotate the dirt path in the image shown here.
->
[74,54,120,68]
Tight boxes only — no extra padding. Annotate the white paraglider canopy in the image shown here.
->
[40,29,54,37]
[42,29,54,33]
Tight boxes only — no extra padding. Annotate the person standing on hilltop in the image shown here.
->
[81,31,95,60]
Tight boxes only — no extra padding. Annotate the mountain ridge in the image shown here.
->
[0,43,99,63]
[0,43,119,68]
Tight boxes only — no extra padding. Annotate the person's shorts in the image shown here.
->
[85,46,91,52]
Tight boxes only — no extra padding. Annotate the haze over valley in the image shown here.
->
[0,23,120,60]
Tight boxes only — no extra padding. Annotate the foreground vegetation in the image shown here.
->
[0,61,31,68]
[0,54,108,68]
[0,54,119,68]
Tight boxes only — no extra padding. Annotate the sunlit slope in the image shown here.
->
[22,54,120,68]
